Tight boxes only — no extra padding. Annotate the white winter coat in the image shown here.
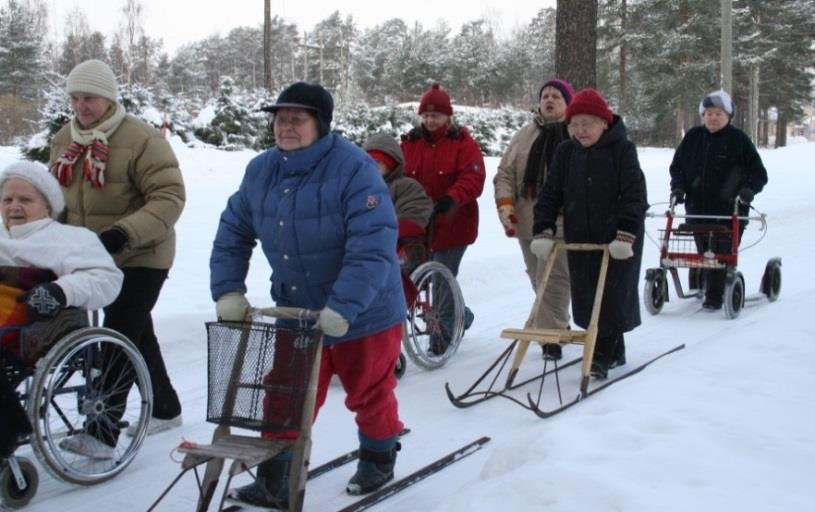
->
[0,218,123,310]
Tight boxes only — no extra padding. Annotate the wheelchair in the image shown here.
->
[1,308,152,508]
[396,234,465,375]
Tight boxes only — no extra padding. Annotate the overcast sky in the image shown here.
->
[46,0,557,55]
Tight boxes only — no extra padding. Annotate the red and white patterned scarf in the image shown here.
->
[50,103,126,189]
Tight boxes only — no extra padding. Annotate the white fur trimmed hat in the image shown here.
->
[699,90,734,117]
[0,161,65,218]
[66,59,118,102]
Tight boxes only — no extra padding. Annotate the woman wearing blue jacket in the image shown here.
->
[210,82,406,508]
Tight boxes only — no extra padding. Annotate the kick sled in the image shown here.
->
[445,242,683,418]
[149,307,322,512]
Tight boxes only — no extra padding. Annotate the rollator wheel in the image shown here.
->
[0,457,39,509]
[761,259,782,302]
[723,271,745,319]
[643,269,667,315]
[394,352,407,379]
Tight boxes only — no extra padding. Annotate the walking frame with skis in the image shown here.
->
[445,242,684,417]
[148,307,322,512]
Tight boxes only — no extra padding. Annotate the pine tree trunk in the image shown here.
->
[619,0,627,118]
[775,111,787,148]
[555,0,598,90]
[747,64,759,143]
[264,0,273,92]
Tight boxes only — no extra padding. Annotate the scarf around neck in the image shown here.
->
[521,118,568,199]
[50,103,127,189]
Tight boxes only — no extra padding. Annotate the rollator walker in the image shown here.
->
[643,197,781,319]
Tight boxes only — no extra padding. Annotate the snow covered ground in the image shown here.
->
[0,138,813,512]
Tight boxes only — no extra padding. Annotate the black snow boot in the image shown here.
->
[610,334,626,369]
[590,354,610,380]
[346,443,400,496]
[541,343,562,361]
[226,451,291,509]
[590,335,615,379]
[703,269,726,310]
[591,334,626,379]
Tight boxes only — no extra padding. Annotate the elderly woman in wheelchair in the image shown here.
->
[0,162,148,507]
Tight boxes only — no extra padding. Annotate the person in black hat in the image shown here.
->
[210,82,406,508]
[669,90,768,310]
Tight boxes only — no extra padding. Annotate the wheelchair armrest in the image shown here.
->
[19,308,90,364]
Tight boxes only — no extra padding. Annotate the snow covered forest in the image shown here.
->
[1,0,814,153]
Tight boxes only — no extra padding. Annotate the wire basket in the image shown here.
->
[659,225,732,269]
[205,320,319,433]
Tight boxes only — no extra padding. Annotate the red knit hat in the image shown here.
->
[367,150,397,171]
[418,83,453,116]
[565,88,614,125]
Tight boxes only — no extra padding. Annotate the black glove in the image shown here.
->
[670,188,685,205]
[737,187,754,204]
[17,283,67,320]
[99,227,128,254]
[433,195,455,214]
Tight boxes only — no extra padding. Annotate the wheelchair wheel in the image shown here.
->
[0,457,38,509]
[403,261,465,370]
[27,327,152,485]
[643,269,667,315]
[723,271,745,319]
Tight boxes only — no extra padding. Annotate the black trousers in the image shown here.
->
[693,223,746,306]
[0,365,31,457]
[90,267,181,444]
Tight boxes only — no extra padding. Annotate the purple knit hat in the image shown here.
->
[539,79,575,105]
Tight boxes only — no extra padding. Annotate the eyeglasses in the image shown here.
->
[273,114,312,127]
[569,119,602,131]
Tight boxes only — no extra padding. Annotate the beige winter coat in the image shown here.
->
[50,114,185,269]
[493,118,567,240]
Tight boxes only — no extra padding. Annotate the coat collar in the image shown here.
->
[275,133,335,174]
[3,218,54,239]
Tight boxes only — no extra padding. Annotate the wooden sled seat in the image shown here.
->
[178,434,291,475]
[499,327,586,345]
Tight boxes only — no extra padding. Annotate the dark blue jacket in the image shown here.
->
[669,124,767,220]
[210,133,406,345]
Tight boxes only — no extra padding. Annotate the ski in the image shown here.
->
[307,428,411,481]
[336,436,491,512]
[527,344,686,418]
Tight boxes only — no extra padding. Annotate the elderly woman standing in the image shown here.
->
[400,83,485,349]
[493,79,574,360]
[669,90,768,310]
[0,161,122,459]
[211,82,406,507]
[49,59,186,456]
[532,89,648,379]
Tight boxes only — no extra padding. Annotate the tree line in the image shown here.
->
[1,0,813,148]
